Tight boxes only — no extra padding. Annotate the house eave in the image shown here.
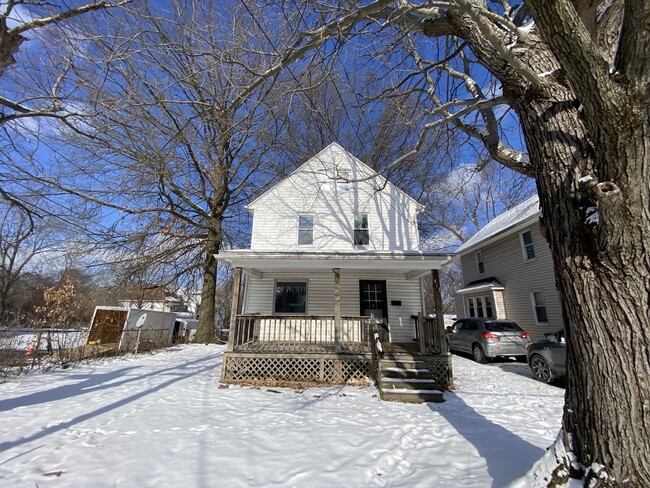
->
[456,283,505,294]
[218,249,454,275]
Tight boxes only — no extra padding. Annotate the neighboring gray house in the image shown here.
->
[454,195,563,340]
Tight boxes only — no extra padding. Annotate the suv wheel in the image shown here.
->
[529,354,554,383]
[472,344,488,364]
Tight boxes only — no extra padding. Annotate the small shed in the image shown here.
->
[87,307,177,352]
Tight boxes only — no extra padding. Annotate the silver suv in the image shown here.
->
[446,318,531,363]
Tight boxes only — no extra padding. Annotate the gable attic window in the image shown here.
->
[354,213,369,245]
[476,250,485,274]
[298,214,314,245]
[521,230,536,261]
[274,281,307,314]
[336,168,350,191]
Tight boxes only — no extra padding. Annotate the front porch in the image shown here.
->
[221,310,453,392]
[218,251,454,396]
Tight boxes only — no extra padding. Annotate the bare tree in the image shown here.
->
[242,0,649,484]
[0,0,131,217]
[0,202,55,322]
[13,0,300,341]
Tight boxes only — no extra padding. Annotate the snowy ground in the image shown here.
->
[0,345,564,487]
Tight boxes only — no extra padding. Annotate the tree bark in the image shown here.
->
[195,220,222,343]
[408,3,650,484]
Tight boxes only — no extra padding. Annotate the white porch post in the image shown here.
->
[226,267,242,352]
[333,268,341,353]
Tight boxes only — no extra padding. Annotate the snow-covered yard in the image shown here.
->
[0,345,564,487]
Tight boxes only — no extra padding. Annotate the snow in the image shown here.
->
[0,344,565,487]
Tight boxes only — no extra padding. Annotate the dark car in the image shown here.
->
[445,318,530,363]
[526,330,566,383]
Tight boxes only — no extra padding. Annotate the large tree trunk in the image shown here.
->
[195,220,222,343]
[517,82,650,486]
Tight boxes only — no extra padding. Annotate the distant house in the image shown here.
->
[454,195,563,340]
[218,143,453,399]
[118,287,186,314]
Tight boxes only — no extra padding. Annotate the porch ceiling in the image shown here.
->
[218,249,454,278]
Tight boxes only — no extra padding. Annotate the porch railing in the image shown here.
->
[229,314,372,354]
[414,314,447,355]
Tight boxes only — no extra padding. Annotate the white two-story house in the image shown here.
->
[219,143,453,387]
[454,195,564,340]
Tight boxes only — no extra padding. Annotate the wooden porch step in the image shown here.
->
[380,368,434,379]
[380,388,444,403]
[380,378,441,389]
[377,356,445,403]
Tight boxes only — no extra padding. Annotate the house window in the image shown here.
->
[298,214,314,245]
[521,230,536,261]
[354,213,369,245]
[484,296,494,318]
[531,291,548,324]
[467,295,494,318]
[476,297,485,318]
[476,250,484,274]
[274,281,307,314]
[467,297,476,317]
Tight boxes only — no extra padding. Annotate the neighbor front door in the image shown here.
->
[359,280,389,341]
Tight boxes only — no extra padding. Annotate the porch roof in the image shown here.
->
[218,249,454,279]
[456,277,505,294]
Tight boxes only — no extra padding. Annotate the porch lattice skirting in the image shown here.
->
[220,352,453,389]
[221,353,372,385]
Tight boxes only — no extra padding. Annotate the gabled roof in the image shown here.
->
[456,195,540,255]
[456,277,504,294]
[246,142,421,212]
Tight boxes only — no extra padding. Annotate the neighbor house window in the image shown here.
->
[467,295,494,318]
[521,230,536,261]
[484,296,494,318]
[476,250,485,274]
[476,297,485,318]
[467,297,476,317]
[531,291,548,324]
[298,214,314,245]
[274,281,307,314]
[354,213,369,245]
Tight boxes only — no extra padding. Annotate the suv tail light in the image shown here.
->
[521,332,530,339]
[483,332,500,339]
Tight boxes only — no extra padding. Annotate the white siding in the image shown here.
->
[249,144,421,252]
[457,222,562,340]
[243,270,423,343]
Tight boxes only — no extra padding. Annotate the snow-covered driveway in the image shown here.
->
[0,345,564,487]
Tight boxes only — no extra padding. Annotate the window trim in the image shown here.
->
[273,280,308,315]
[297,214,314,246]
[530,290,549,325]
[520,229,536,262]
[353,213,369,246]
[476,249,485,274]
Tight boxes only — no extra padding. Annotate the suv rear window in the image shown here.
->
[484,321,522,332]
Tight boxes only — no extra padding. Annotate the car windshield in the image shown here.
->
[484,321,522,332]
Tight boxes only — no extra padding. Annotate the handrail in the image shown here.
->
[413,314,444,354]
